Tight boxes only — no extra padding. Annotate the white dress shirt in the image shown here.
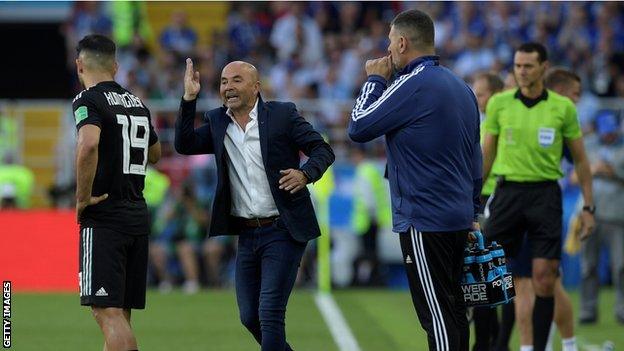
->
[224,98,279,218]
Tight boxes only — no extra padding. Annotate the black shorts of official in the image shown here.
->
[484,180,562,260]
[506,236,563,278]
[79,227,148,309]
[506,235,533,277]
[400,228,469,351]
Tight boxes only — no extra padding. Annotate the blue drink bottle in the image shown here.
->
[463,249,476,284]
[489,241,506,274]
[475,248,496,283]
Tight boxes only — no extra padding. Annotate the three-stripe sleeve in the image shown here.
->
[348,67,425,143]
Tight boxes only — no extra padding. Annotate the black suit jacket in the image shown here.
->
[174,97,335,242]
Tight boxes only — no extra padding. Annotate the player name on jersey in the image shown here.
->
[103,91,144,109]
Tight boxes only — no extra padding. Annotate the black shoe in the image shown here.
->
[617,314,624,324]
[579,315,597,324]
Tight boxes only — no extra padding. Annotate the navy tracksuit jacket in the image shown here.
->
[349,55,482,233]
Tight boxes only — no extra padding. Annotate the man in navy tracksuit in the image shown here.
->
[349,10,482,351]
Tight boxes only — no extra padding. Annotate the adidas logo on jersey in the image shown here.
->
[405,255,413,264]
[95,287,108,297]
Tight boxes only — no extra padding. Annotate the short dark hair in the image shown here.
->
[474,72,504,94]
[76,34,116,70]
[516,42,548,62]
[545,67,581,89]
[390,9,435,50]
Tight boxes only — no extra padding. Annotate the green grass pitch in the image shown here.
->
[9,289,621,350]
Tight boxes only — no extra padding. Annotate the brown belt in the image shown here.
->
[233,216,279,228]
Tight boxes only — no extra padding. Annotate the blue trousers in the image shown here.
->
[235,221,306,351]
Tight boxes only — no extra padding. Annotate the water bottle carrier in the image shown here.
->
[461,231,515,307]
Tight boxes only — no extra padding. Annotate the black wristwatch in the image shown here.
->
[582,205,596,214]
[300,169,312,183]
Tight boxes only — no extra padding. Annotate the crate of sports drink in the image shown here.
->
[461,231,515,307]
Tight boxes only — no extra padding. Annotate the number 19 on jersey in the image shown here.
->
[116,114,149,175]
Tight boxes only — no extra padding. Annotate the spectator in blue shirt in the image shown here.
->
[160,10,198,59]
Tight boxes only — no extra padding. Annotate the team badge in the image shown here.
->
[538,127,555,147]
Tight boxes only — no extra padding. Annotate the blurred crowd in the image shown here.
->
[63,2,624,112]
[2,1,623,293]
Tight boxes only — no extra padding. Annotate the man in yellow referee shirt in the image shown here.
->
[482,43,595,351]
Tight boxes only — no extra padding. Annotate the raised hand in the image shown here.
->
[183,58,201,101]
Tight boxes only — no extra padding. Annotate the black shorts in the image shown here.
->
[506,236,533,277]
[505,237,563,278]
[79,227,148,309]
[484,180,562,260]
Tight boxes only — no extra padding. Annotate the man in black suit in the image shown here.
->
[175,59,334,351]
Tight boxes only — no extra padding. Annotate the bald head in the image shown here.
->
[220,61,261,113]
[222,61,259,82]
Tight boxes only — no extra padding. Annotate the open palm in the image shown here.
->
[184,58,201,101]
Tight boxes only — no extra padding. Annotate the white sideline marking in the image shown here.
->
[314,292,362,351]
